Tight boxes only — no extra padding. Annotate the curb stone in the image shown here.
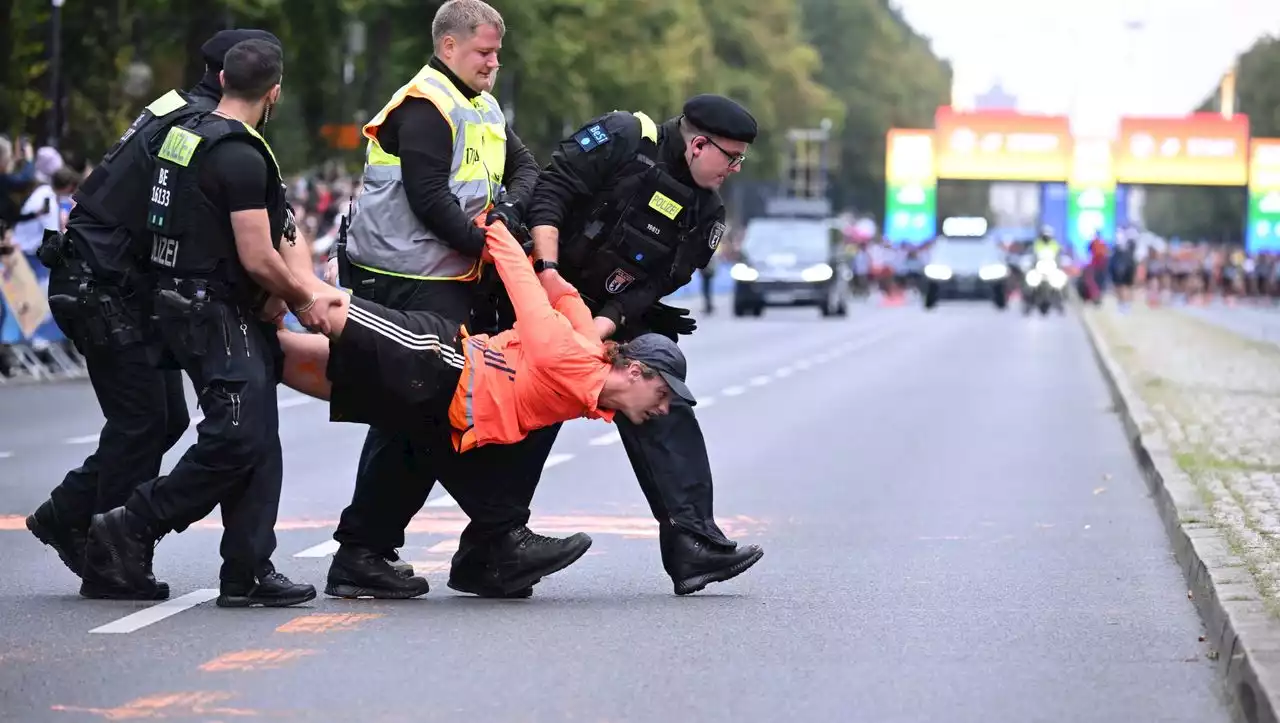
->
[1079,309,1280,723]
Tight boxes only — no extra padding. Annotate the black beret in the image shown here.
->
[201,29,283,69]
[682,94,758,144]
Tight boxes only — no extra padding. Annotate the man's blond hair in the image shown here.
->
[432,0,505,50]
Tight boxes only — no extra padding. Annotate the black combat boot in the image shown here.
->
[217,562,317,608]
[456,526,591,597]
[26,499,88,577]
[382,549,414,578]
[80,507,170,601]
[446,541,534,599]
[325,545,431,599]
[660,523,763,596]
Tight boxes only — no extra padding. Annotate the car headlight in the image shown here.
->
[730,263,759,282]
[800,263,834,282]
[1047,269,1068,288]
[1034,258,1058,273]
[1025,270,1044,286]
[924,263,952,280]
[978,264,1008,281]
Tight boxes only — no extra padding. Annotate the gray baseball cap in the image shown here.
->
[622,334,695,406]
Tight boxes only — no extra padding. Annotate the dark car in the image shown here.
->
[730,217,851,317]
[921,237,1010,310]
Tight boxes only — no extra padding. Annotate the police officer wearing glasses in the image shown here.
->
[524,94,765,595]
[26,29,280,596]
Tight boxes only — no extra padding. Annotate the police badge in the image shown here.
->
[605,268,636,294]
[708,221,726,250]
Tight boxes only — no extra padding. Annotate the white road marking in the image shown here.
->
[697,396,716,408]
[544,453,575,469]
[425,492,457,508]
[794,360,812,370]
[293,540,340,558]
[77,398,311,444]
[0,451,12,459]
[89,589,220,634]
[721,386,746,397]
[774,367,794,378]
[589,432,622,446]
[749,376,771,387]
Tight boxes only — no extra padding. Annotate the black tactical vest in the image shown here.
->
[146,114,286,305]
[69,89,215,277]
[561,139,699,300]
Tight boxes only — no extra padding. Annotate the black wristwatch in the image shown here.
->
[533,259,559,273]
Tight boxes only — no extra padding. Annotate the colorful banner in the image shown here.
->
[883,129,937,244]
[1114,113,1249,187]
[933,107,1072,182]
[1066,138,1117,255]
[1247,138,1280,252]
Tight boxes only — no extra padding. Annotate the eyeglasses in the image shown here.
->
[702,137,746,169]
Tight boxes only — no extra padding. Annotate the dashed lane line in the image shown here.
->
[748,375,771,387]
[721,386,746,397]
[589,432,622,446]
[544,453,575,469]
[293,539,340,558]
[89,589,220,634]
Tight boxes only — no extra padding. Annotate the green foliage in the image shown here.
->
[0,0,949,202]
[1144,35,1280,241]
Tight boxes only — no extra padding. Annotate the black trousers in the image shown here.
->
[46,266,190,529]
[126,297,284,582]
[332,268,542,556]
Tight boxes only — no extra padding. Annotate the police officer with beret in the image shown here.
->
[26,28,281,596]
[524,94,765,595]
[80,39,341,606]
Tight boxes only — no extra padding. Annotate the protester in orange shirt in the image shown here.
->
[277,218,691,449]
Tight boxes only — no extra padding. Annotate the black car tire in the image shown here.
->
[923,286,939,310]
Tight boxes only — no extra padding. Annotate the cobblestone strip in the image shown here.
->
[1082,302,1280,723]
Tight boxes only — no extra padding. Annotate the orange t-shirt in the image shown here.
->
[448,226,615,453]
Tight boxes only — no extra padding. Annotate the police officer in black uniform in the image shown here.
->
[80,39,342,606]
[26,29,281,594]
[525,95,765,595]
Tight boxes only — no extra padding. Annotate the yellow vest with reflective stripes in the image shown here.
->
[346,64,508,281]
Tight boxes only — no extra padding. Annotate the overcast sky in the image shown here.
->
[894,0,1280,138]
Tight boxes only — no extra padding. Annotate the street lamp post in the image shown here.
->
[48,0,65,148]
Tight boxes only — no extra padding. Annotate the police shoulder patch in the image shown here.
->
[572,123,612,153]
[708,221,727,250]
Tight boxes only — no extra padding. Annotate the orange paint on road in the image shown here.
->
[51,691,258,719]
[0,515,27,531]
[199,648,317,672]
[275,613,382,634]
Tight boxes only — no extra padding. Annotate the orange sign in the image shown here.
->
[1114,113,1249,186]
[933,107,1072,182]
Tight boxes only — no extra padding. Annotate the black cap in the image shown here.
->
[682,94,758,144]
[201,29,283,70]
[622,334,696,406]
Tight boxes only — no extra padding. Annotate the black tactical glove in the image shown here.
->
[487,199,532,254]
[645,302,696,337]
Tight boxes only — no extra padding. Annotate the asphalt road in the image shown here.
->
[0,299,1234,723]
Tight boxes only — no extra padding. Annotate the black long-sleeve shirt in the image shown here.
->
[374,56,538,259]
[527,112,726,326]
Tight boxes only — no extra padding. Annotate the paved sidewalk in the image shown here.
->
[1084,300,1280,723]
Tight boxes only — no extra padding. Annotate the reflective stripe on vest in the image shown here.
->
[346,65,508,281]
